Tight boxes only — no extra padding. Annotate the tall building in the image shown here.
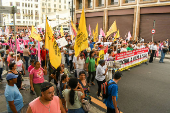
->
[75,0,170,42]
[40,0,71,24]
[0,0,3,27]
[2,0,72,33]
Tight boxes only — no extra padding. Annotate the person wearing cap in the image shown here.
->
[104,71,122,113]
[26,82,66,113]
[4,73,24,113]
[95,60,108,100]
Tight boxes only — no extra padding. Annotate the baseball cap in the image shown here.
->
[99,45,103,48]
[6,73,18,80]
[113,71,123,80]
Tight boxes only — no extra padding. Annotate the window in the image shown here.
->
[28,10,30,14]
[125,0,135,3]
[17,9,20,14]
[25,3,27,7]
[16,2,20,6]
[98,0,104,6]
[42,8,45,12]
[48,3,50,7]
[31,10,33,15]
[42,3,44,6]
[59,0,61,3]
[35,0,38,2]
[48,8,51,12]
[88,0,92,8]
[23,16,25,19]
[22,10,24,14]
[23,21,25,24]
[35,4,38,8]
[54,0,56,2]
[64,6,66,9]
[111,0,118,4]
[31,4,33,7]
[79,0,82,9]
[10,2,13,6]
[54,9,57,12]
[17,16,20,19]
[64,0,66,3]
[54,4,56,7]
[59,5,61,8]
[35,10,38,15]
[28,3,30,7]
[22,3,24,7]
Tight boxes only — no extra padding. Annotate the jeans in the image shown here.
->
[0,68,3,79]
[31,55,36,60]
[65,54,69,66]
[24,56,29,70]
[87,71,95,83]
[68,107,85,113]
[96,79,106,97]
[160,51,165,63]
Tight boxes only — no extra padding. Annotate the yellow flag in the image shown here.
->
[60,26,64,37]
[74,7,88,57]
[114,29,120,41]
[106,21,117,38]
[96,50,104,65]
[46,19,61,69]
[30,25,41,41]
[94,23,98,42]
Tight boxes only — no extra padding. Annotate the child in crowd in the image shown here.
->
[28,59,35,95]
[60,74,69,112]
[61,64,71,78]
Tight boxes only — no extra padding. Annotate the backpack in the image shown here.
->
[101,79,117,99]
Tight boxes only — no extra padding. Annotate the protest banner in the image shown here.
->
[105,48,148,72]
[114,48,149,71]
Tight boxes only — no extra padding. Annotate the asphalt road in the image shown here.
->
[0,58,170,113]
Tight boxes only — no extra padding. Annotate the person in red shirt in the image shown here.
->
[40,45,48,68]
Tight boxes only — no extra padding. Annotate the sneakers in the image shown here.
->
[97,96,103,100]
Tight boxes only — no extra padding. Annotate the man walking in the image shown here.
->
[4,73,24,113]
[26,82,66,113]
[104,71,123,113]
[149,42,157,63]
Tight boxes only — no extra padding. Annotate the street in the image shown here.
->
[0,58,170,113]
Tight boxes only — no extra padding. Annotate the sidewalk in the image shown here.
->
[158,53,170,59]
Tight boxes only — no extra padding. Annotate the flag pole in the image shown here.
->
[45,16,47,68]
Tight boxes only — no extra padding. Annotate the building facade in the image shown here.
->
[75,0,170,42]
[2,0,72,33]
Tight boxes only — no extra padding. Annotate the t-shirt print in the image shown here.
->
[37,70,43,78]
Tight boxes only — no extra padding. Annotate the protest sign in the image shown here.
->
[56,37,68,48]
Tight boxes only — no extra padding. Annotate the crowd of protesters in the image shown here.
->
[0,31,169,113]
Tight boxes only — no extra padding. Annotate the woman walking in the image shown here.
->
[23,45,30,70]
[62,78,85,113]
[30,61,47,96]
[86,51,96,86]
[95,60,108,100]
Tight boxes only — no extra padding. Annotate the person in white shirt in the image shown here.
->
[76,53,85,78]
[69,46,74,73]
[120,44,127,53]
[73,55,77,76]
[0,55,3,82]
[149,42,157,63]
[95,60,108,100]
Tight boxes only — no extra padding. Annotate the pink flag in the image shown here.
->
[114,33,116,37]
[127,31,131,41]
[38,41,41,63]
[100,28,105,37]
[89,25,91,36]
